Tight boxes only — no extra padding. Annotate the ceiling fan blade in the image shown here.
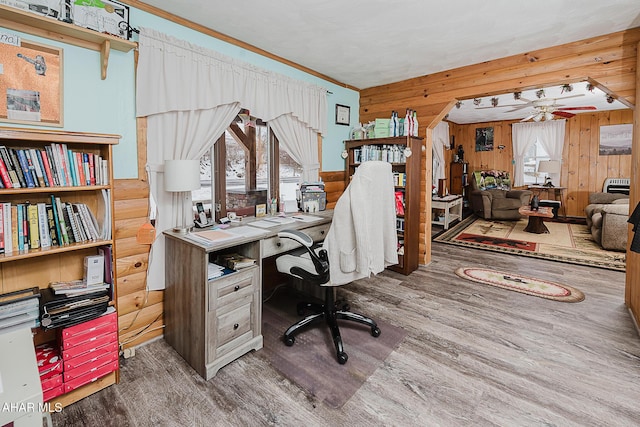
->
[521,112,538,122]
[555,94,585,101]
[556,106,597,111]
[505,105,532,113]
[552,111,575,119]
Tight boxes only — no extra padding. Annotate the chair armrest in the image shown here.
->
[602,204,629,216]
[278,229,314,247]
[277,229,329,281]
[469,190,493,219]
[506,190,532,205]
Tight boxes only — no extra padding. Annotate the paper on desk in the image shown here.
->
[185,229,241,246]
[248,220,281,229]
[226,225,269,237]
[264,216,296,225]
[290,214,323,223]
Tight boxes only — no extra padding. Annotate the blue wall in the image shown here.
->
[1,7,359,177]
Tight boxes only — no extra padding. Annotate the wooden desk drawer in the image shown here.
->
[209,267,258,312]
[215,302,252,355]
[261,223,330,258]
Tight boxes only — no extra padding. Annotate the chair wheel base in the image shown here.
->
[371,327,381,337]
[337,352,348,364]
[284,335,295,346]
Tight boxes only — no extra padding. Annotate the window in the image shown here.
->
[522,138,550,185]
[192,110,303,222]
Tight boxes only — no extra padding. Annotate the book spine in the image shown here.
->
[0,204,5,254]
[82,204,100,240]
[51,144,67,186]
[45,204,60,247]
[88,154,96,185]
[53,196,69,245]
[32,149,48,187]
[49,197,64,246]
[0,157,13,188]
[15,149,34,188]
[44,146,59,186]
[74,211,88,242]
[38,150,52,187]
[24,149,40,187]
[75,152,86,186]
[101,159,108,185]
[59,201,75,244]
[16,204,24,252]
[0,146,20,188]
[3,202,12,254]
[37,203,51,248]
[11,205,18,251]
[67,149,78,186]
[65,203,82,243]
[82,153,90,186]
[59,144,72,186]
[77,204,97,240]
[26,203,40,249]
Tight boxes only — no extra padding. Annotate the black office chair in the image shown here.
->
[275,229,380,364]
[275,161,397,364]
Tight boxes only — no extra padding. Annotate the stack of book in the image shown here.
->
[216,253,256,271]
[0,194,110,255]
[0,287,40,333]
[49,280,110,297]
[0,144,109,189]
[40,286,110,330]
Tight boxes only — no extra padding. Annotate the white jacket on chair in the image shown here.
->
[322,161,399,286]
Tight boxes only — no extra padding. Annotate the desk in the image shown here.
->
[527,186,566,216]
[163,211,332,379]
[431,195,463,230]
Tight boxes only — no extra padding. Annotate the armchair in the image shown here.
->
[469,170,532,220]
[275,161,398,364]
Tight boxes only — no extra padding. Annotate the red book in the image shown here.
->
[0,204,4,254]
[40,150,55,187]
[75,152,86,186]
[0,157,13,188]
[88,153,96,185]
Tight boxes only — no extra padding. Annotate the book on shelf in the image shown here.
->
[24,149,41,187]
[15,149,34,188]
[52,196,70,245]
[33,149,49,187]
[37,203,51,248]
[2,202,11,254]
[216,252,256,270]
[64,202,83,243]
[0,156,12,188]
[10,205,18,251]
[0,204,4,254]
[45,204,60,247]
[0,146,20,188]
[44,146,59,186]
[27,203,40,249]
[49,280,109,296]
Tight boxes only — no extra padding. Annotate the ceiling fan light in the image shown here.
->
[544,112,554,121]
[533,113,543,122]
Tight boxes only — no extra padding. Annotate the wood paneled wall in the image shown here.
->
[360,27,639,328]
[447,109,634,217]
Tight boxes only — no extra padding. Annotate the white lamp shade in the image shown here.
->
[164,159,201,192]
[537,160,561,174]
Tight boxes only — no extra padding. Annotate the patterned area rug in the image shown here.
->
[435,216,625,271]
[260,291,406,409]
[455,267,585,302]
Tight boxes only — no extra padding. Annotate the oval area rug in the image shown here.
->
[455,267,585,302]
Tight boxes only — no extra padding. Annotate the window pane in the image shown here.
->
[522,139,550,184]
[192,149,213,217]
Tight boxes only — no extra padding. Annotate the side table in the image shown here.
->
[432,195,463,230]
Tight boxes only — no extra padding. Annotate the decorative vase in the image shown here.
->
[530,195,540,211]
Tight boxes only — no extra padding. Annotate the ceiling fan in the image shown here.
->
[475,93,597,121]
[515,96,597,121]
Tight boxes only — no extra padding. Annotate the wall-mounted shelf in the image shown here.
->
[0,4,137,79]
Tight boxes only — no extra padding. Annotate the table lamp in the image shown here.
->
[537,160,561,187]
[164,159,201,233]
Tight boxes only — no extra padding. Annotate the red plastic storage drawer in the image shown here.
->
[63,341,119,371]
[61,331,118,360]
[63,350,119,382]
[63,359,119,393]
[60,312,118,349]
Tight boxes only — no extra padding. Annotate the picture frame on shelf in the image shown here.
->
[0,38,63,127]
[255,203,267,217]
[335,104,350,126]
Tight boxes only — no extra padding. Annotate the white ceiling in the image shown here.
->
[138,0,640,90]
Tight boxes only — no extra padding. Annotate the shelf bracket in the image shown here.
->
[100,40,111,80]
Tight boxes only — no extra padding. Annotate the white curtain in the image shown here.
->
[432,121,450,188]
[145,105,240,291]
[512,120,566,187]
[136,28,327,290]
[269,115,320,182]
[512,122,542,187]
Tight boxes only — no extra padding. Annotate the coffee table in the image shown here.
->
[518,205,554,234]
[432,195,463,230]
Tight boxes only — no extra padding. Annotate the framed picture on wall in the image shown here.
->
[0,38,63,127]
[475,127,494,151]
[599,124,632,155]
[335,104,350,126]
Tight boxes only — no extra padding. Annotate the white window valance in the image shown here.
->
[136,27,327,134]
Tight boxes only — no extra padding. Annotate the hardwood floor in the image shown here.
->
[52,243,640,427]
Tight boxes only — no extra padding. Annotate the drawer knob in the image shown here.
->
[234,285,240,292]
[233,323,239,330]
[320,230,325,235]
[276,242,282,247]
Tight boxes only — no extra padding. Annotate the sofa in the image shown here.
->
[469,170,532,220]
[584,192,629,251]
